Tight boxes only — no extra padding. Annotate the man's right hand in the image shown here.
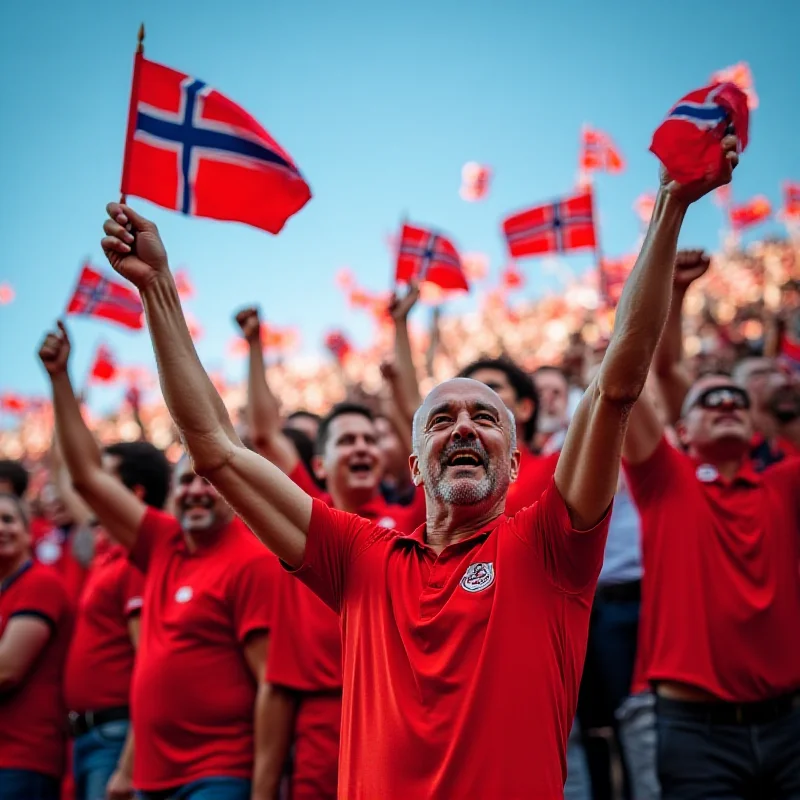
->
[674,249,711,290]
[38,321,71,376]
[388,280,420,323]
[101,203,169,290]
[235,307,262,343]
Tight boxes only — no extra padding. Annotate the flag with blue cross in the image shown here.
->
[121,55,311,234]
[395,224,468,293]
[66,264,144,330]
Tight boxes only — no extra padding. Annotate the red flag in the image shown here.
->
[782,182,800,220]
[710,62,758,110]
[90,344,118,384]
[580,126,624,174]
[633,193,656,224]
[66,264,144,330]
[0,393,27,414]
[395,224,469,293]
[729,196,771,230]
[502,190,596,258]
[500,264,525,291]
[650,82,749,185]
[601,255,637,304]
[459,162,492,201]
[120,54,311,234]
[0,283,14,305]
[325,330,352,364]
[174,268,195,300]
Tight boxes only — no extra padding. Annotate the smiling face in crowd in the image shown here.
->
[0,494,30,568]
[318,412,384,496]
[172,458,231,535]
[412,378,519,509]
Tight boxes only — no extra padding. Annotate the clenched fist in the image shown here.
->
[38,321,71,376]
[234,307,262,343]
[674,249,711,289]
[101,203,169,290]
[660,134,739,205]
[388,280,420,323]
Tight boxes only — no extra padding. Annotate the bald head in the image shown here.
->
[412,378,517,455]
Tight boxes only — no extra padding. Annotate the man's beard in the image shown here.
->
[423,441,502,506]
[768,388,800,424]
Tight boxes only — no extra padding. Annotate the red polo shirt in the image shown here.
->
[292,479,610,799]
[0,561,72,778]
[504,447,559,516]
[63,544,144,712]
[129,509,279,790]
[625,438,800,701]
[31,523,87,603]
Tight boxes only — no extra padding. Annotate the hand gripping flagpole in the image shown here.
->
[120,23,145,204]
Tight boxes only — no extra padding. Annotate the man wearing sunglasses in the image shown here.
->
[623,315,800,795]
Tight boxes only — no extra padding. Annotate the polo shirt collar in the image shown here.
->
[397,516,502,551]
[692,457,762,487]
[1,558,33,593]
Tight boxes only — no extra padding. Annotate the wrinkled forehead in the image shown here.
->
[421,378,506,422]
[328,413,376,440]
[733,357,778,385]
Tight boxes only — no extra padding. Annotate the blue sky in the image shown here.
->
[1,0,797,421]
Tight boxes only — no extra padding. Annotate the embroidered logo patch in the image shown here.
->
[460,562,495,593]
[696,464,719,483]
[376,516,397,529]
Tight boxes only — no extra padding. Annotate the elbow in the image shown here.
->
[595,375,646,410]
[190,440,240,481]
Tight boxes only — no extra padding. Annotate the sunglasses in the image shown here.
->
[693,385,751,412]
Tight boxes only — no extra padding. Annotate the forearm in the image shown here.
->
[652,287,692,424]
[598,190,687,403]
[116,729,134,778]
[140,275,240,471]
[50,372,104,484]
[252,682,296,799]
[247,342,283,445]
[393,320,422,417]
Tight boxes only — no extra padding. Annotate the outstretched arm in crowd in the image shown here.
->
[235,307,299,474]
[652,250,711,425]
[555,137,739,529]
[38,323,146,550]
[101,204,311,568]
[387,281,422,420]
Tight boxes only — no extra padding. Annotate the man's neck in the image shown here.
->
[0,554,31,585]
[425,499,505,555]
[688,447,747,481]
[330,485,379,513]
[182,517,230,553]
[776,417,800,448]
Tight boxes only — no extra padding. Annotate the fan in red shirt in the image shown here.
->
[97,132,737,796]
[235,307,426,799]
[0,493,72,800]
[39,323,279,800]
[622,250,800,798]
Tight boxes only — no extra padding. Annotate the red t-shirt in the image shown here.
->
[625,438,800,701]
[504,447,559,517]
[292,479,610,799]
[129,509,279,790]
[63,544,144,712]
[31,523,87,603]
[0,561,72,777]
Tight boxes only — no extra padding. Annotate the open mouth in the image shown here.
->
[348,463,374,475]
[445,450,485,468]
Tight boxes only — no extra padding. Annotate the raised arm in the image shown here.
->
[555,137,738,529]
[235,306,299,474]
[101,204,311,567]
[387,282,422,420]
[652,249,710,425]
[38,323,146,550]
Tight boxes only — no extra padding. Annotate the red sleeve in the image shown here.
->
[121,562,145,618]
[623,436,683,509]
[512,478,612,594]
[763,456,800,521]
[10,567,70,630]
[288,462,327,501]
[289,498,385,612]
[129,508,181,573]
[228,551,281,643]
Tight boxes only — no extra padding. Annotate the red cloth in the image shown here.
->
[730,195,772,230]
[31,525,87,604]
[502,190,596,258]
[784,181,800,219]
[89,344,118,384]
[580,126,624,174]
[63,545,143,712]
[129,509,279,790]
[0,562,72,777]
[291,693,342,800]
[122,55,311,234]
[625,439,800,701]
[395,224,468,292]
[66,264,144,330]
[504,446,559,517]
[650,82,749,184]
[292,480,610,799]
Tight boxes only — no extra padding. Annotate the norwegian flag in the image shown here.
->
[710,62,758,110]
[782,182,800,220]
[325,330,352,364]
[580,126,624,174]
[650,82,749,185]
[459,162,492,201]
[502,190,596,258]
[66,264,144,330]
[395,224,469,293]
[0,392,27,414]
[174,268,195,300]
[121,53,311,234]
[729,196,771,230]
[90,345,118,384]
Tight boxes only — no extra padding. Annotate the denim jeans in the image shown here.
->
[657,695,800,799]
[617,691,660,799]
[137,776,252,800]
[73,718,129,800]
[564,722,592,800]
[0,769,60,800]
